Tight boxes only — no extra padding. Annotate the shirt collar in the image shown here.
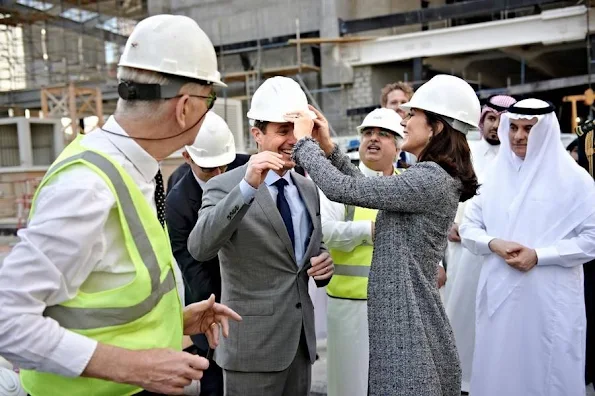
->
[102,116,160,183]
[359,161,395,177]
[479,138,500,157]
[265,170,293,187]
[510,151,524,171]
[191,169,207,189]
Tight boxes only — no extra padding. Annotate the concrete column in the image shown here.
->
[320,0,354,85]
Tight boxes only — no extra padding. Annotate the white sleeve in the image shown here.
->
[536,211,595,268]
[0,167,113,377]
[459,194,495,256]
[320,189,372,252]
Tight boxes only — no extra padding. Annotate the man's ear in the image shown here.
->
[175,94,191,129]
[251,127,263,146]
[182,150,193,165]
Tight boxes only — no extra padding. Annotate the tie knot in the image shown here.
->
[273,178,288,189]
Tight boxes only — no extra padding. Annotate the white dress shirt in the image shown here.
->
[192,169,207,190]
[319,162,381,252]
[239,170,311,266]
[0,116,184,378]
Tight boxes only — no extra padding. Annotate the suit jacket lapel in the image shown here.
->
[255,184,297,263]
[291,173,318,270]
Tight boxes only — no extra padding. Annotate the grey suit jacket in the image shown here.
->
[188,164,328,372]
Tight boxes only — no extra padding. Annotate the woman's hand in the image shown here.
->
[284,110,314,140]
[308,105,334,155]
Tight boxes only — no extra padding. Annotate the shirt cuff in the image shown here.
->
[239,179,257,204]
[475,235,495,255]
[355,220,374,245]
[39,329,97,377]
[535,246,560,266]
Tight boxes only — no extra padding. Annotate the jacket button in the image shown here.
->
[295,302,301,308]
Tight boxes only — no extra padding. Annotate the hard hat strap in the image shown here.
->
[118,75,212,101]
[118,79,186,101]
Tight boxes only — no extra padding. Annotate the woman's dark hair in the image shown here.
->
[418,111,479,202]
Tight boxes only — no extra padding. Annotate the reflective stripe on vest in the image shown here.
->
[20,138,183,396]
[326,168,401,300]
[41,151,174,330]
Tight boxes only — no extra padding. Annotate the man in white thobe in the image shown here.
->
[442,94,516,392]
[460,98,595,396]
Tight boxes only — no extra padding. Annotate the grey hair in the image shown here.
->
[115,67,172,120]
[115,67,205,121]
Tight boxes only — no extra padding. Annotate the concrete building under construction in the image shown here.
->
[0,0,593,228]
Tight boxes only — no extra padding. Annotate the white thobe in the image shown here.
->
[441,138,499,391]
[460,194,595,396]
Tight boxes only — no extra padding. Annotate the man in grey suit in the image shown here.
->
[188,76,334,396]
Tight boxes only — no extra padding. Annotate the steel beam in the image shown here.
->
[0,81,119,110]
[341,6,590,67]
[339,0,562,35]
[476,73,595,98]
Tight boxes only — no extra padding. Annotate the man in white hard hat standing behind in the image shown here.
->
[0,15,241,396]
[166,111,249,396]
[322,108,403,396]
[188,76,334,396]
[460,99,595,396]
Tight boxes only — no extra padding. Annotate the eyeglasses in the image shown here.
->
[181,91,217,111]
[199,165,228,173]
[362,129,394,139]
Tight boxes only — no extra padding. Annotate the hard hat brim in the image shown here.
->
[186,147,236,168]
[117,61,228,88]
[247,109,317,124]
[356,124,404,139]
[398,102,479,131]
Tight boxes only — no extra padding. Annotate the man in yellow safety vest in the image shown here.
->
[0,14,240,396]
[321,108,403,396]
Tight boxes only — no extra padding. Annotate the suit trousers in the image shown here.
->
[223,330,312,396]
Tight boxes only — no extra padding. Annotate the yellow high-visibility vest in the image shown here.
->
[327,168,401,300]
[20,135,183,396]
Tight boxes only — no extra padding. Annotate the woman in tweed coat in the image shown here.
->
[288,75,481,396]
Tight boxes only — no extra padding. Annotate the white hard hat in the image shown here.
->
[185,112,236,168]
[357,108,404,138]
[118,15,225,87]
[247,76,316,124]
[400,74,480,134]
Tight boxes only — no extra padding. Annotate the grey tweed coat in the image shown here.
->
[293,138,462,396]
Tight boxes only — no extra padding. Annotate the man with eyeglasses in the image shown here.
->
[165,111,249,396]
[0,15,242,396]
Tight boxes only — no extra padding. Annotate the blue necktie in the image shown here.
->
[273,178,295,247]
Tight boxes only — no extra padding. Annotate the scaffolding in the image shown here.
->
[0,0,142,94]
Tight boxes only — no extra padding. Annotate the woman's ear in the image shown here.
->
[434,120,445,135]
